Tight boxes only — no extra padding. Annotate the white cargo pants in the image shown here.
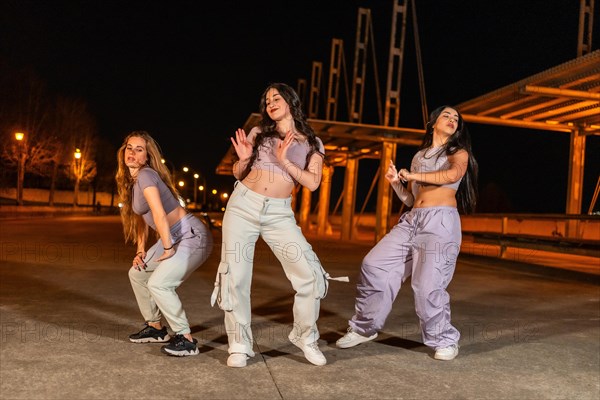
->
[129,213,213,335]
[212,181,328,357]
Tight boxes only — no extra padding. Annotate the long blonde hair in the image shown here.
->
[115,131,180,243]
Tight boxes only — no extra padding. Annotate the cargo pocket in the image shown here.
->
[210,262,233,311]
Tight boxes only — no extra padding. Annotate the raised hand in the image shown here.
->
[275,130,294,165]
[385,160,402,185]
[231,128,253,161]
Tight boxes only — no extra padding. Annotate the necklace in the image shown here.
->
[422,146,443,159]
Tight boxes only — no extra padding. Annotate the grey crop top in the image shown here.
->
[132,168,180,230]
[246,127,325,181]
[410,147,462,191]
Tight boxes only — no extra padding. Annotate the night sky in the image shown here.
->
[1,0,598,213]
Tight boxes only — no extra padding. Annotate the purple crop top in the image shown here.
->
[132,168,180,230]
[410,147,462,191]
[246,127,324,181]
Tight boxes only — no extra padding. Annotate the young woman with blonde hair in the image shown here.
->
[116,130,212,356]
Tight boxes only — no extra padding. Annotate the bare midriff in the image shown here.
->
[242,169,295,198]
[412,185,458,208]
[166,205,188,226]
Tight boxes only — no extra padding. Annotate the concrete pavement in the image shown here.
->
[0,215,598,399]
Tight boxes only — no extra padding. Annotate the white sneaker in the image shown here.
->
[336,328,378,349]
[434,344,459,361]
[227,353,249,367]
[292,340,327,366]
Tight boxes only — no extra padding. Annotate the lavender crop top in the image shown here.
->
[132,168,180,230]
[410,147,462,191]
[246,127,325,181]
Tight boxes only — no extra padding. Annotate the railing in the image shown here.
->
[460,214,600,258]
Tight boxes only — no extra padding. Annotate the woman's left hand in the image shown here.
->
[275,130,294,165]
[398,168,411,183]
[156,247,175,262]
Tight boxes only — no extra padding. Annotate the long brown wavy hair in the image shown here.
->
[115,131,180,243]
[239,82,324,181]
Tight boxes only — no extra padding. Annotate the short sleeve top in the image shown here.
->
[247,127,324,181]
[132,168,180,230]
[410,147,462,192]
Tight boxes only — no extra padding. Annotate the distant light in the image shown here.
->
[211,189,217,195]
[178,181,185,187]
[15,132,25,141]
[74,149,82,159]
[199,185,204,191]
[222,193,229,199]
[118,202,123,208]
[183,167,189,172]
[194,173,199,179]
[161,158,166,164]
[221,207,226,212]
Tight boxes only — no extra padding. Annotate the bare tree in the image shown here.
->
[0,66,55,204]
[56,98,98,206]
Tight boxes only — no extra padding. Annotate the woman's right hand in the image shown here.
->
[132,251,147,271]
[231,128,253,161]
[385,161,402,185]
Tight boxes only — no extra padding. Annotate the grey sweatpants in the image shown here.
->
[349,206,461,350]
[213,181,328,357]
[129,213,213,335]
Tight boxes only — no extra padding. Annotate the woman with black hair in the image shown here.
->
[336,106,478,361]
[212,83,341,368]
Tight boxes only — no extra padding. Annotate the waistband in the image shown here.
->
[409,206,458,214]
[234,181,292,207]
[169,213,198,234]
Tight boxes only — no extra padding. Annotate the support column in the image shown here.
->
[375,142,397,241]
[342,158,359,240]
[317,165,333,236]
[299,186,312,232]
[566,129,586,214]
[566,129,586,239]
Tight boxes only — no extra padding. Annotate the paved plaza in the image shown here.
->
[0,215,598,399]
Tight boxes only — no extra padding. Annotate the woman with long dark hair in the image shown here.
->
[116,131,212,357]
[211,83,342,368]
[336,105,478,361]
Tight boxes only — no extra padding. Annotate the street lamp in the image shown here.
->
[193,173,199,206]
[73,148,82,206]
[199,185,206,208]
[14,132,25,206]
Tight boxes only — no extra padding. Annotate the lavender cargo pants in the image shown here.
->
[349,206,461,350]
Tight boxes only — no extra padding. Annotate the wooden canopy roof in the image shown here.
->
[456,50,600,134]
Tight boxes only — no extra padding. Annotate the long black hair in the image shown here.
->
[239,83,323,181]
[421,105,478,214]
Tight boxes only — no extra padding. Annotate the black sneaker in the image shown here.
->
[160,334,199,357]
[129,324,171,343]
